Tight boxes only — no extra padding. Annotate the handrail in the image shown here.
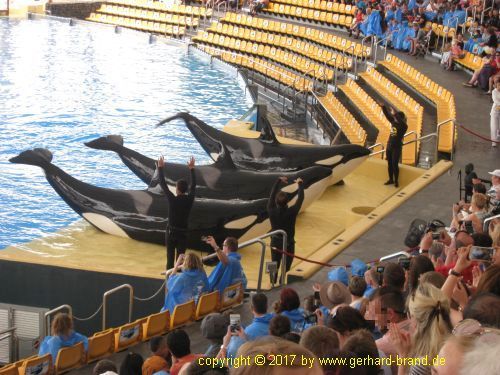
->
[0,327,17,363]
[483,214,500,233]
[102,284,133,330]
[323,55,338,87]
[44,305,73,336]
[441,16,459,51]
[373,29,400,64]
[343,44,357,75]
[379,251,410,263]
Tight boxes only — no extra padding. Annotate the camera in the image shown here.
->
[469,246,495,262]
[376,266,385,273]
[398,257,411,270]
[463,221,474,235]
[304,313,318,325]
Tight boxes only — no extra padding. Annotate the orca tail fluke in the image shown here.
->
[84,135,124,151]
[155,112,191,127]
[9,148,53,168]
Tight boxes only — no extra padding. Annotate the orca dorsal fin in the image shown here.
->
[258,114,280,144]
[213,143,237,170]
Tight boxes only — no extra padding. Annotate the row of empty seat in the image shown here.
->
[359,66,423,165]
[269,0,356,15]
[0,283,243,375]
[220,12,370,58]
[339,78,391,148]
[263,2,354,28]
[316,92,367,146]
[193,31,335,80]
[424,21,457,39]
[206,22,352,70]
[455,51,483,72]
[380,54,456,154]
[200,46,313,91]
[87,13,186,37]
[96,4,199,27]
[107,0,213,18]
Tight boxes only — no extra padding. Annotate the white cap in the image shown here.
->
[488,169,500,178]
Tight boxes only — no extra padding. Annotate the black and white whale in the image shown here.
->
[157,112,371,184]
[84,135,332,210]
[9,148,272,250]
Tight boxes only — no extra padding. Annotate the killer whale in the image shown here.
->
[156,112,371,184]
[9,148,272,250]
[84,135,332,210]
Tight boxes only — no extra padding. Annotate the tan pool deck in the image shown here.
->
[0,121,452,290]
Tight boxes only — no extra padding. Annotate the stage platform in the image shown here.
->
[0,121,452,292]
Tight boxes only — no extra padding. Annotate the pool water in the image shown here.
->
[0,18,252,249]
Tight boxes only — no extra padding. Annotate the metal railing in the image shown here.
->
[372,30,400,64]
[44,305,72,336]
[379,251,410,263]
[369,118,456,165]
[0,327,17,363]
[368,143,386,158]
[483,214,500,233]
[440,16,459,51]
[102,284,133,330]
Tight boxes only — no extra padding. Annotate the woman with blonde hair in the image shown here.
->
[161,252,208,313]
[452,193,489,233]
[390,282,452,375]
[38,313,88,362]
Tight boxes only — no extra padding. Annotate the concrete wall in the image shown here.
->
[47,1,101,19]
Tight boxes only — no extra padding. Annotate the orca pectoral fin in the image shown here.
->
[155,112,190,127]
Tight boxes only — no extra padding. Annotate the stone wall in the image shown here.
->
[47,1,102,19]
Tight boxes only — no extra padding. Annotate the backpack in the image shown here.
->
[404,219,427,248]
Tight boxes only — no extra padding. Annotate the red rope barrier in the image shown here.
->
[458,123,499,143]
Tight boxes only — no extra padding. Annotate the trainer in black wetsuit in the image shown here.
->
[381,104,408,188]
[267,176,304,282]
[157,156,196,270]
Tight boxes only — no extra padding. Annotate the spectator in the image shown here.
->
[463,293,500,328]
[475,265,500,296]
[233,336,322,375]
[382,262,406,291]
[205,236,247,294]
[491,81,500,147]
[319,281,352,319]
[200,313,230,357]
[407,23,426,56]
[162,253,209,314]
[249,0,269,16]
[349,276,367,313]
[166,329,203,375]
[268,315,291,338]
[94,360,118,375]
[407,255,435,294]
[328,267,350,286]
[274,288,307,333]
[486,169,500,202]
[280,332,301,343]
[267,176,304,282]
[431,335,476,375]
[390,283,452,375]
[459,333,500,374]
[300,326,340,362]
[343,329,384,375]
[453,193,489,233]
[225,293,274,358]
[157,155,196,270]
[328,306,370,346]
[38,313,88,363]
[142,336,170,375]
[364,268,382,298]
[419,271,446,288]
[120,352,143,375]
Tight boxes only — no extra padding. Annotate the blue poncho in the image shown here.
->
[39,331,88,361]
[226,313,274,358]
[208,252,247,295]
[281,308,308,333]
[162,269,209,313]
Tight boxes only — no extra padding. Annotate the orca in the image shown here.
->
[9,148,273,250]
[156,112,371,184]
[84,135,332,210]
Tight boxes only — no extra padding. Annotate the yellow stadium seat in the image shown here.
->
[114,320,143,352]
[54,342,85,374]
[0,365,17,375]
[170,300,195,330]
[86,329,115,364]
[142,310,170,341]
[195,291,220,320]
[18,354,52,375]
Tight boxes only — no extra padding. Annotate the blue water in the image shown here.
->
[0,18,252,250]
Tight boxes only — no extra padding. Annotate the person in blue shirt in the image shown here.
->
[222,293,274,358]
[39,313,88,362]
[205,236,247,294]
[161,252,209,314]
[274,287,308,333]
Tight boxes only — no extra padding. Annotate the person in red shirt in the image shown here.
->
[166,330,203,375]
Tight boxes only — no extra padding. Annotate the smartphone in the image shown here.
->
[376,266,385,273]
[469,246,495,262]
[463,221,474,234]
[398,257,411,270]
[201,235,208,241]
[230,314,241,332]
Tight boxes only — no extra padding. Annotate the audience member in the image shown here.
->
[166,329,202,375]
[274,288,307,333]
[38,313,88,363]
[200,313,229,357]
[382,262,406,291]
[300,326,340,361]
[328,306,370,347]
[407,255,435,294]
[142,336,170,375]
[94,359,118,375]
[268,315,291,337]
[349,276,367,313]
[343,329,384,375]
[462,293,500,328]
[120,352,143,375]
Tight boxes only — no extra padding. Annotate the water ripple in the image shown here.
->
[0,18,252,249]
